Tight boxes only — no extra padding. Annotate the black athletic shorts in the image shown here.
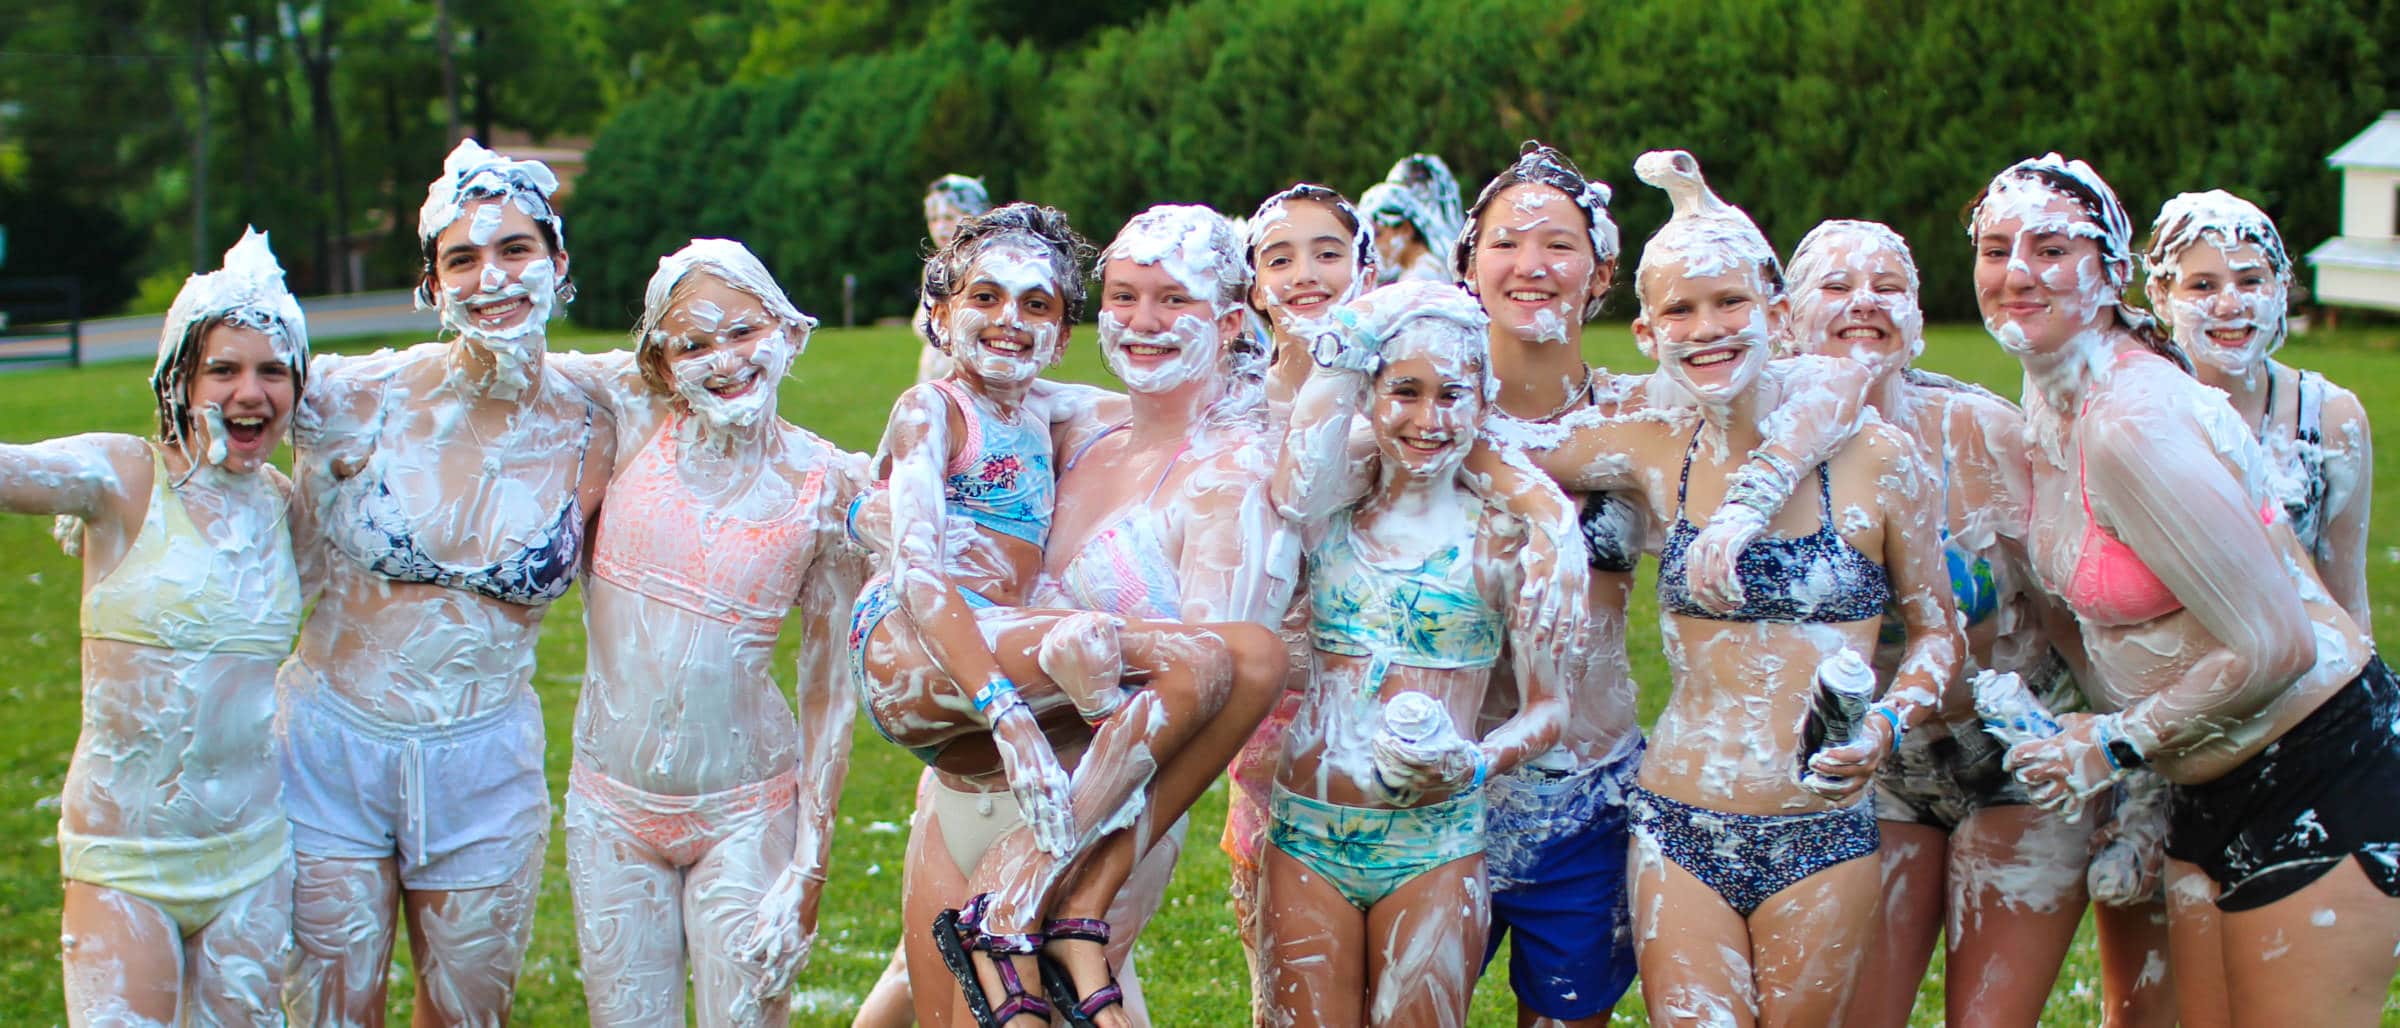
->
[2165,655,2400,912]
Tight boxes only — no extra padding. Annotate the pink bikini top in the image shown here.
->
[2063,353,2272,627]
[591,415,822,630]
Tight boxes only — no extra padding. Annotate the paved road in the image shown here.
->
[0,289,434,367]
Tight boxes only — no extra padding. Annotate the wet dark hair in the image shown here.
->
[1963,158,2192,376]
[1243,184,1375,286]
[914,202,1093,351]
[1454,141,1621,319]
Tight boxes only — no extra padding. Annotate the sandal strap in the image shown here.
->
[1074,983,1125,1018]
[989,956,1053,1023]
[1043,917,1112,945]
[960,894,1045,955]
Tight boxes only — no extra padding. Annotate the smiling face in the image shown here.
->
[1636,260,1782,407]
[1097,256,1239,395]
[1468,184,1610,345]
[186,322,298,472]
[1789,234,1924,378]
[654,274,796,430]
[431,197,567,346]
[2148,237,2286,374]
[1370,350,1483,481]
[1972,189,2115,359]
[1249,198,1361,332]
[935,239,1069,388]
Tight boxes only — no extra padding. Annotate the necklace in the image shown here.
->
[1523,365,1598,424]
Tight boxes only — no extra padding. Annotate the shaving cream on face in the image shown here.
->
[637,244,817,434]
[942,240,1067,388]
[2154,239,2286,375]
[1787,221,1926,377]
[1640,263,1778,409]
[1471,185,1600,345]
[1095,206,1249,395]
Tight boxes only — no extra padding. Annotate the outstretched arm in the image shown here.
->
[0,434,134,521]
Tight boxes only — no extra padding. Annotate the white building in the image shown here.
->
[2307,110,2400,313]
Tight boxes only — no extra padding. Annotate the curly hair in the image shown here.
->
[914,202,1093,351]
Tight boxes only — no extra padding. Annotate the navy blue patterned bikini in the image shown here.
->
[1656,429,1890,623]
[1635,426,1887,915]
[326,405,592,607]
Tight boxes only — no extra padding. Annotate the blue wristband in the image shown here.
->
[1470,753,1490,790]
[970,677,1020,716]
[844,492,871,547]
[1868,704,1904,741]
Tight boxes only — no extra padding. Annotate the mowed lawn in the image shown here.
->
[0,318,2396,1025]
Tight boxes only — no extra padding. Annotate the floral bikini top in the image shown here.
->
[1308,504,1505,674]
[928,377,1053,549]
[325,395,592,607]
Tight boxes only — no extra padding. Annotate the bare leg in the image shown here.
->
[185,861,296,1027]
[402,855,543,1027]
[1629,834,1758,1028]
[1750,854,1880,1028]
[565,790,688,1027]
[688,802,801,1027]
[1942,805,2089,1027]
[1364,855,1488,1028]
[2163,859,2229,1028]
[61,883,183,1027]
[854,944,917,1028]
[288,855,403,1028]
[1849,821,1944,1027]
[855,769,935,1028]
[1260,845,1365,1028]
[2216,860,2400,1026]
[972,621,1281,933]
[2095,897,2177,1028]
[901,789,976,1028]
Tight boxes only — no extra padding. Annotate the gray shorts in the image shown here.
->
[279,683,549,890]
[1872,723,2031,832]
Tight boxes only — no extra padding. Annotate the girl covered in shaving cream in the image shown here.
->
[1781,220,2094,1028]
[1262,278,1586,1028]
[852,202,1287,1028]
[1516,151,1962,1024]
[548,239,870,1026]
[1458,141,1878,1028]
[3,229,307,1026]
[1976,155,2398,1026]
[280,138,618,1024]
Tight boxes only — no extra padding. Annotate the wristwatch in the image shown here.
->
[2100,715,2148,770]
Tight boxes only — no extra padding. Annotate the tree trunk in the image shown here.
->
[436,0,461,143]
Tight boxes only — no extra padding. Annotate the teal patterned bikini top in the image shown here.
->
[1307,504,1505,673]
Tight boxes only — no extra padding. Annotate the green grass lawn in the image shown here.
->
[1,320,2396,1025]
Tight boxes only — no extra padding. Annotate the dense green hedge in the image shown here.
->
[571,0,2397,329]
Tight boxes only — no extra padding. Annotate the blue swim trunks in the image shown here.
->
[1480,739,1642,1021]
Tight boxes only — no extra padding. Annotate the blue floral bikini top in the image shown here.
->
[928,378,1053,549]
[326,403,592,607]
[1657,429,1890,624]
[1308,505,1505,673]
